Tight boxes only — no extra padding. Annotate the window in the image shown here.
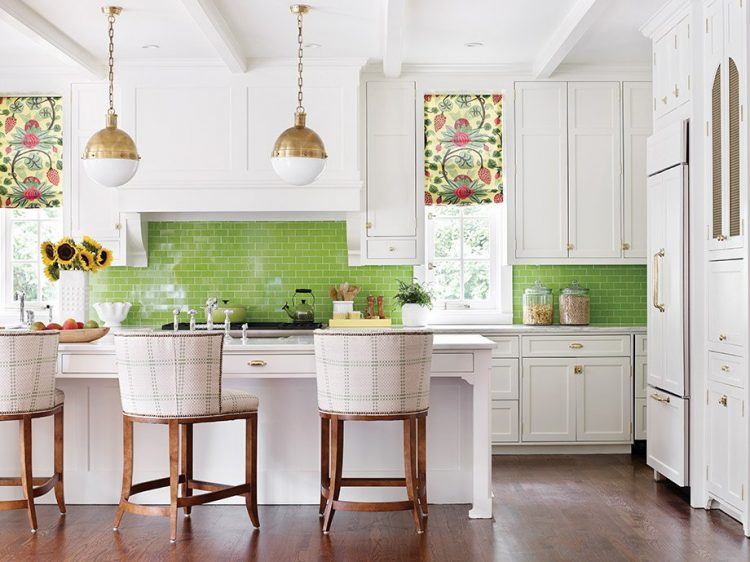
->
[1,208,62,310]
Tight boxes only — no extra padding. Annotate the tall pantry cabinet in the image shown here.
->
[703,0,749,535]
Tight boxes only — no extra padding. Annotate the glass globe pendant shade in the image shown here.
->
[271,112,327,186]
[82,113,140,188]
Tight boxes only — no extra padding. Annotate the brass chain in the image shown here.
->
[296,11,304,113]
[107,13,116,114]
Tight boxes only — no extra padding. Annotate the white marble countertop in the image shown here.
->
[428,324,646,334]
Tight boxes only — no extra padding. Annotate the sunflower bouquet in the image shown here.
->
[40,235,113,282]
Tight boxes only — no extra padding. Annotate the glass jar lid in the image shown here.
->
[561,280,589,296]
[524,280,552,296]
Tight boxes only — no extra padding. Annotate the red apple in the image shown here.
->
[77,321,84,329]
[62,319,78,330]
[46,323,62,331]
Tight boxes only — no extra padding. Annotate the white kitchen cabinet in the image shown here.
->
[707,259,746,355]
[635,356,648,399]
[623,82,653,259]
[708,351,744,389]
[358,81,420,265]
[646,386,688,486]
[492,400,519,443]
[521,358,576,442]
[653,16,691,119]
[490,358,519,400]
[568,82,622,259]
[576,357,632,442]
[514,82,568,259]
[635,398,647,440]
[706,380,746,511]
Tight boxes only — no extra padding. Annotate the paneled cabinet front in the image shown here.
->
[653,15,691,119]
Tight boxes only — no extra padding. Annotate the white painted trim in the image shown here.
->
[493,444,632,454]
[382,0,405,78]
[532,0,608,79]
[0,0,103,78]
[639,0,691,39]
[179,0,247,73]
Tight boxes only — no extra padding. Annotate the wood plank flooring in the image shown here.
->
[1,454,748,561]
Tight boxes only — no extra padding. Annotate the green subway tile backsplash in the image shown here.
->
[89,221,413,327]
[512,265,647,325]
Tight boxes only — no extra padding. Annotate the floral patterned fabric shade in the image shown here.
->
[424,94,503,206]
[0,97,63,209]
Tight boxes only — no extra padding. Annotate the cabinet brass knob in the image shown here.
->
[622,242,630,251]
[567,243,574,250]
[574,365,583,374]
[721,365,730,373]
[719,395,728,407]
[388,246,396,252]
[248,360,267,367]
[716,234,727,241]
[719,334,727,341]
[569,343,584,349]
[365,222,373,229]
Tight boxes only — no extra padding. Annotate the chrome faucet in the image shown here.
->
[205,298,218,331]
[188,309,197,331]
[25,310,34,329]
[15,291,25,324]
[241,323,248,343]
[224,309,234,337]
[172,308,181,331]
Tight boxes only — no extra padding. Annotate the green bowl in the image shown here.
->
[209,306,247,323]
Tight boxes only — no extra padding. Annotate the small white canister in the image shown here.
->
[332,300,354,319]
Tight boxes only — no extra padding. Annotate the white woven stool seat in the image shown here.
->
[0,332,61,414]
[314,329,433,415]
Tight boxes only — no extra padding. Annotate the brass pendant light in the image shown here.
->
[271,4,327,186]
[82,6,140,188]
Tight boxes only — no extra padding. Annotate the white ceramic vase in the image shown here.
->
[93,302,132,328]
[401,303,429,327]
[59,270,89,322]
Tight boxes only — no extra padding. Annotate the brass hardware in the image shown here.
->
[248,360,267,367]
[661,96,668,104]
[718,334,727,341]
[622,242,630,251]
[650,393,670,404]
[574,365,583,375]
[427,262,435,270]
[567,243,574,250]
[427,212,435,220]
[652,249,665,312]
[388,246,396,252]
[719,395,728,407]
[365,221,373,229]
[114,223,121,231]
[569,343,584,349]
[721,365,730,373]
[673,84,679,98]
[716,234,727,241]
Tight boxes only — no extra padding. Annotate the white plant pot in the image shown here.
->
[401,303,429,327]
[59,270,89,322]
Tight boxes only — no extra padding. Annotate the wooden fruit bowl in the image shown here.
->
[57,327,110,344]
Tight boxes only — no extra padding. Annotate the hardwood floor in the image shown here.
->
[1,454,749,561]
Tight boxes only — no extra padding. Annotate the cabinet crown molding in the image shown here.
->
[640,0,691,39]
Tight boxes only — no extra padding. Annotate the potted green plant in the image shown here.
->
[394,280,433,327]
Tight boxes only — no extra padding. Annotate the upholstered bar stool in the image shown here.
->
[112,332,260,542]
[0,331,65,532]
[314,329,433,534]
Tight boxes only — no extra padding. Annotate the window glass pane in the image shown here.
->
[461,206,488,217]
[40,220,62,243]
[464,261,490,300]
[463,218,490,258]
[432,206,460,217]
[41,276,57,303]
[13,264,37,300]
[41,207,61,220]
[433,219,460,258]
[431,261,461,301]
[12,221,38,260]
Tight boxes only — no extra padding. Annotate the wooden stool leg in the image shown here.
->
[54,408,66,514]
[19,416,37,532]
[417,415,427,517]
[245,414,260,528]
[181,423,193,516]
[403,417,423,533]
[113,416,134,531]
[322,416,343,534]
[319,415,330,515]
[168,420,179,543]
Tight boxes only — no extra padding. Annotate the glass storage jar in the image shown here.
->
[523,281,554,325]
[559,280,590,325]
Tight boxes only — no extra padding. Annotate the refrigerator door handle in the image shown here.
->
[652,249,665,312]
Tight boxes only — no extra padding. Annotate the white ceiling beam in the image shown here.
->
[532,0,609,79]
[382,0,405,78]
[180,0,247,73]
[0,0,103,78]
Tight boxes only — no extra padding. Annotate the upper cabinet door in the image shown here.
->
[567,82,622,259]
[365,82,417,239]
[653,32,674,117]
[514,82,568,259]
[623,82,653,259]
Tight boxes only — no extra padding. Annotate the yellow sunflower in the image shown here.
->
[56,239,77,265]
[44,263,60,282]
[41,241,57,266]
[77,248,95,271]
[82,235,102,253]
[94,247,113,269]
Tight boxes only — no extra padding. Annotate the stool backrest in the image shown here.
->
[114,332,224,418]
[314,330,433,415]
[0,331,59,414]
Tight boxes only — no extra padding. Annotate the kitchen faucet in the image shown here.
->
[15,291,25,325]
[205,298,218,330]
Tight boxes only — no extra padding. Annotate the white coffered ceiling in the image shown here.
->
[0,0,671,74]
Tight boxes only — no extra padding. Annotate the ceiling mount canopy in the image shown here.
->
[271,4,328,186]
[82,6,140,188]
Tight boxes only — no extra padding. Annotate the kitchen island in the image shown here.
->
[0,333,495,519]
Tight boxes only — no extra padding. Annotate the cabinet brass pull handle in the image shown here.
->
[622,242,630,251]
[389,246,396,252]
[248,360,267,367]
[569,343,583,349]
[652,249,665,312]
[650,393,670,404]
[721,365,730,373]
[718,334,727,341]
[574,365,583,374]
[719,395,728,407]
[661,96,668,104]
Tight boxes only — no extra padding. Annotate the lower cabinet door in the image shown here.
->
[635,397,647,440]
[491,400,519,443]
[521,358,576,442]
[706,381,746,510]
[646,386,688,486]
[491,358,519,400]
[575,357,632,442]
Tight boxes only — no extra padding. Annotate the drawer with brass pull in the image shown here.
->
[366,239,417,260]
[222,354,316,375]
[521,335,631,357]
[708,351,744,389]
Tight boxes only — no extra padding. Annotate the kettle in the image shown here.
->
[282,289,316,323]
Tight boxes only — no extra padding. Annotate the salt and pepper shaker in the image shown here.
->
[366,295,375,319]
[241,323,248,343]
[224,309,234,337]
[377,296,385,319]
[188,309,197,331]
